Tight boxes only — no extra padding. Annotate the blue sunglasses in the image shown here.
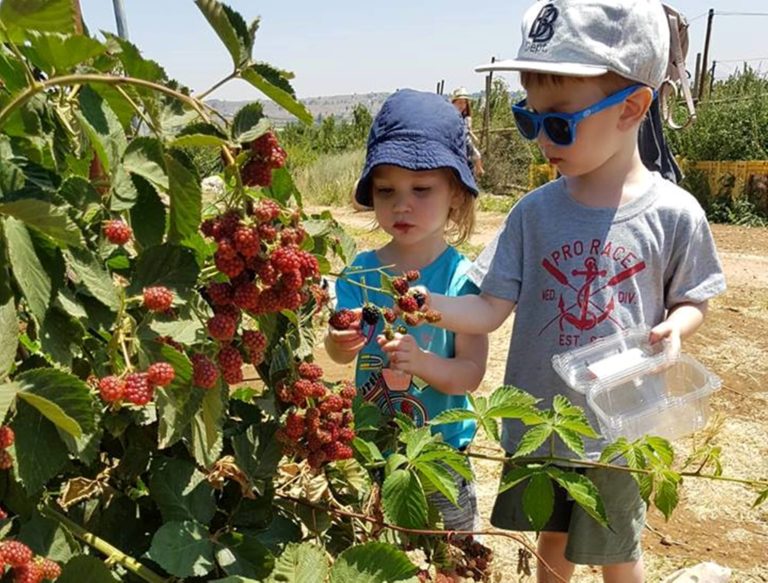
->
[512,84,646,146]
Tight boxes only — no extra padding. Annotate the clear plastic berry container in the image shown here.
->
[551,326,721,442]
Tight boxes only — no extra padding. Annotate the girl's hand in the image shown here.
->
[377,332,426,376]
[649,320,682,360]
[327,309,366,356]
[394,285,431,325]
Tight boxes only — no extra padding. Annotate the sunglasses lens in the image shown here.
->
[543,117,573,145]
[513,110,538,140]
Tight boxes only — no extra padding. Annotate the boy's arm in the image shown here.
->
[377,331,488,396]
[649,300,709,358]
[426,290,516,335]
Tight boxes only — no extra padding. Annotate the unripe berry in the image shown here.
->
[103,220,132,246]
[147,362,175,387]
[123,373,153,406]
[142,286,174,312]
[98,376,124,403]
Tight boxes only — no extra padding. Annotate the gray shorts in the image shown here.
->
[428,465,480,532]
[491,466,645,564]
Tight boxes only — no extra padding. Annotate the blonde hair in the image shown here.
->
[520,71,634,96]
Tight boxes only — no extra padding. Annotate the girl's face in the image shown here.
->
[371,165,460,248]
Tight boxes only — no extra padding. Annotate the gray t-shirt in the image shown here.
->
[468,173,726,459]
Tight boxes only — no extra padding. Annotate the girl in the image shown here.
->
[325,89,488,531]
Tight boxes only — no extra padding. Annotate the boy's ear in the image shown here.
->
[618,87,654,130]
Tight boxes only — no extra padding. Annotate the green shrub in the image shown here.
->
[292,148,365,206]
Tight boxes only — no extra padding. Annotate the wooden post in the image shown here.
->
[698,9,714,100]
[482,57,495,153]
[709,61,717,97]
[693,52,702,100]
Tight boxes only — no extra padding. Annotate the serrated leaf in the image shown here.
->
[65,248,119,311]
[56,555,121,583]
[352,437,384,464]
[653,470,681,520]
[18,512,80,562]
[231,420,282,482]
[25,31,105,73]
[77,86,126,175]
[498,464,540,494]
[148,520,215,578]
[513,423,553,458]
[599,438,631,463]
[415,461,459,505]
[105,33,167,82]
[232,103,267,143]
[264,167,300,206]
[522,472,555,531]
[123,137,169,191]
[171,133,228,148]
[488,385,540,411]
[330,542,419,583]
[4,217,52,323]
[479,416,500,442]
[430,408,477,426]
[0,297,17,379]
[216,532,274,579]
[554,426,586,457]
[130,176,166,248]
[548,467,608,527]
[381,469,428,528]
[165,153,202,243]
[129,243,199,295]
[556,414,599,439]
[149,457,216,524]
[40,306,83,367]
[15,367,96,437]
[643,436,675,466]
[0,380,20,422]
[195,0,253,66]
[241,65,312,124]
[265,542,328,583]
[0,0,77,40]
[404,426,433,460]
[0,199,82,248]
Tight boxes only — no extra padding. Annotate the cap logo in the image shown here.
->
[528,4,559,43]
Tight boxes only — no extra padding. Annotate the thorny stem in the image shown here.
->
[195,69,239,101]
[41,505,168,583]
[278,493,567,583]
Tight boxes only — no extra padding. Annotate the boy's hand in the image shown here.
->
[649,320,682,360]
[327,309,366,356]
[377,332,426,376]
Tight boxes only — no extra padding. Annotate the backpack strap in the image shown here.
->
[661,7,697,129]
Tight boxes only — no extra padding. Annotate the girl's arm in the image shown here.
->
[377,331,488,396]
[324,309,366,364]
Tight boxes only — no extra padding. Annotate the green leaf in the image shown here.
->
[0,0,77,39]
[330,542,419,583]
[415,461,459,505]
[156,359,203,450]
[149,456,216,524]
[548,467,608,527]
[123,137,169,191]
[264,167,300,206]
[752,487,768,509]
[4,217,52,322]
[231,420,282,482]
[65,248,119,311]
[10,400,69,495]
[232,103,268,143]
[0,297,17,379]
[488,385,540,411]
[26,31,105,73]
[498,464,540,494]
[194,0,254,66]
[599,438,631,464]
[130,176,167,248]
[110,165,139,211]
[130,243,199,295]
[554,426,586,457]
[265,542,328,583]
[352,437,384,464]
[430,408,477,426]
[643,436,675,466]
[0,380,20,422]
[513,423,553,458]
[479,416,500,443]
[522,472,555,531]
[105,33,167,82]
[404,426,433,460]
[241,65,312,124]
[39,306,83,367]
[557,416,599,439]
[0,199,82,248]
[148,520,216,578]
[653,470,681,520]
[15,367,96,437]
[166,153,202,243]
[150,316,203,345]
[57,176,101,217]
[18,512,80,562]
[185,386,226,468]
[216,532,274,579]
[381,469,428,528]
[57,555,121,583]
[77,86,127,176]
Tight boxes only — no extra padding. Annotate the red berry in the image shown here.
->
[404,312,422,326]
[142,286,174,312]
[307,449,327,468]
[397,295,419,313]
[218,345,243,385]
[232,282,260,311]
[103,220,132,245]
[242,330,267,353]
[0,507,6,521]
[0,425,15,448]
[124,373,153,405]
[284,412,305,441]
[233,226,261,258]
[214,251,245,278]
[298,251,321,279]
[339,382,357,400]
[147,362,175,387]
[39,558,61,580]
[392,277,410,295]
[291,379,314,406]
[383,309,397,324]
[256,288,282,314]
[405,270,420,282]
[0,541,32,567]
[241,158,272,187]
[0,449,13,470]
[338,427,356,443]
[207,313,238,341]
[253,199,282,223]
[271,247,301,274]
[323,442,354,461]
[191,354,218,389]
[298,362,323,381]
[14,563,44,583]
[98,376,124,403]
[206,282,233,306]
[320,394,344,414]
[279,269,304,292]
[255,260,278,286]
[329,309,355,331]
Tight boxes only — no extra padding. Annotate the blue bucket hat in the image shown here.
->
[354,89,479,207]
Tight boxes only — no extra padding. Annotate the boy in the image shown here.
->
[419,1,726,581]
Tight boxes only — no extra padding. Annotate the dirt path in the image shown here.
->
[312,207,768,582]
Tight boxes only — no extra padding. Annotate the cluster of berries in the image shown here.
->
[188,328,266,388]
[240,132,288,188]
[447,536,494,582]
[198,199,325,387]
[275,362,356,469]
[97,361,175,406]
[103,219,133,246]
[0,426,14,471]
[0,540,61,582]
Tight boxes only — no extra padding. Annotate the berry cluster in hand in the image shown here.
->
[0,540,61,581]
[0,426,14,471]
[275,362,356,469]
[97,361,175,406]
[198,200,326,387]
[241,132,288,188]
[392,271,441,325]
[103,219,132,246]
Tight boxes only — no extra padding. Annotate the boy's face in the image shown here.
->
[524,79,635,177]
[371,165,459,247]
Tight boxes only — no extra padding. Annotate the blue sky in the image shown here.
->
[79,1,768,100]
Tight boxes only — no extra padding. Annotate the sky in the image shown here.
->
[78,1,768,101]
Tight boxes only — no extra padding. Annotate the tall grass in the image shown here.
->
[291,148,365,207]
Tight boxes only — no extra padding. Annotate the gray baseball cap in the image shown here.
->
[476,0,670,89]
